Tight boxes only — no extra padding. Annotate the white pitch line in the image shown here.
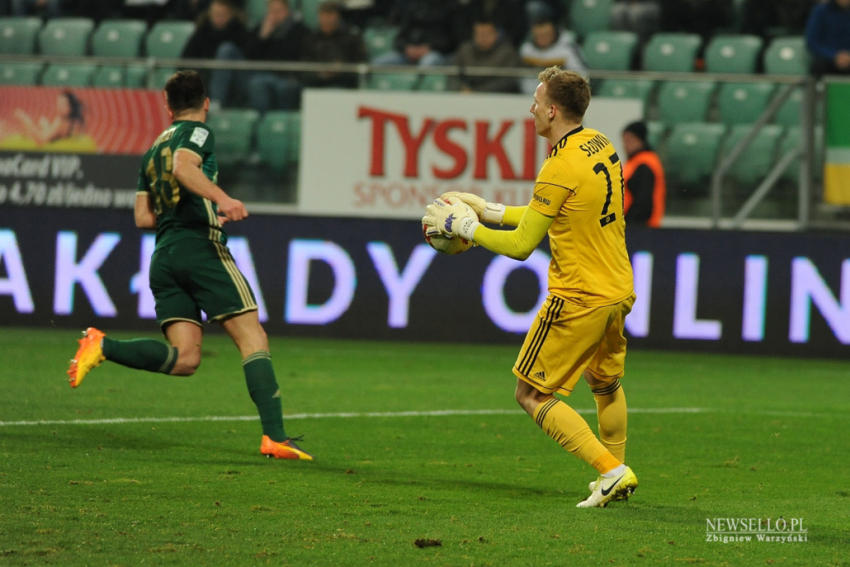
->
[0,406,838,428]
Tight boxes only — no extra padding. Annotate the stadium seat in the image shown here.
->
[256,110,301,172]
[38,18,94,56]
[0,62,43,85]
[367,72,418,91]
[299,0,322,29]
[149,66,177,89]
[655,80,716,124]
[774,87,803,127]
[569,0,613,38]
[722,124,783,187]
[662,122,727,188]
[646,121,666,149]
[92,65,125,88]
[41,63,96,87]
[91,19,147,58]
[418,74,449,92]
[205,108,259,164]
[125,65,148,88]
[245,0,266,27]
[0,17,41,54]
[763,36,808,75]
[704,34,763,74]
[642,33,701,72]
[363,26,397,60]
[778,126,801,183]
[582,31,638,71]
[595,78,655,108]
[716,82,777,125]
[145,20,193,58]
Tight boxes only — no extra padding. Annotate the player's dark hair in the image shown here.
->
[164,70,206,114]
[537,66,591,123]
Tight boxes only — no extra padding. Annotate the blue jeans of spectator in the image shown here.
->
[248,72,301,113]
[372,50,447,66]
[209,41,246,106]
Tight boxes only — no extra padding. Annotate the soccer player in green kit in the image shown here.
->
[67,70,312,461]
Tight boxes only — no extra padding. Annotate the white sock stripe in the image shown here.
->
[0,407,839,428]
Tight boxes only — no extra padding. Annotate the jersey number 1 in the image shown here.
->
[594,152,622,227]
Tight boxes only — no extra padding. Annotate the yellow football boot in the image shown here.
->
[260,435,313,461]
[67,327,105,388]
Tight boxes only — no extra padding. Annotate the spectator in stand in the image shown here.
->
[182,0,250,59]
[610,0,660,42]
[621,121,665,228]
[372,0,464,66]
[452,18,521,93]
[171,0,216,20]
[210,0,309,110]
[304,1,366,89]
[459,0,530,49]
[519,18,587,95]
[806,0,850,75]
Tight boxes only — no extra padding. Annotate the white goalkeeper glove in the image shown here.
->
[422,196,480,241]
[441,191,506,225]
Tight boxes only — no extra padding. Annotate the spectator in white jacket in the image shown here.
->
[519,19,587,95]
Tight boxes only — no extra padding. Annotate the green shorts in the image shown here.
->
[149,237,257,329]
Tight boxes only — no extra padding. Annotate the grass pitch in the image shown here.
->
[0,328,847,566]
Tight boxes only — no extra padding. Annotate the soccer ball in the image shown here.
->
[422,222,474,255]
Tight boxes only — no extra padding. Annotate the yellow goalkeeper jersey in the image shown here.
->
[530,126,634,306]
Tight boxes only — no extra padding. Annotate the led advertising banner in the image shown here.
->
[1,207,849,357]
[298,89,642,220]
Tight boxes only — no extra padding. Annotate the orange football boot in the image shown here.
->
[67,327,105,388]
[260,435,313,460]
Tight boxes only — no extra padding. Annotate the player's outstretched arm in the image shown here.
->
[471,207,552,261]
[173,148,247,223]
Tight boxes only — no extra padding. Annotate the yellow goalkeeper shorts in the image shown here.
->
[512,293,635,396]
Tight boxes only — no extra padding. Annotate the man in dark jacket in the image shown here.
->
[182,0,250,60]
[452,18,521,93]
[806,0,850,75]
[372,0,464,66]
[304,1,366,88]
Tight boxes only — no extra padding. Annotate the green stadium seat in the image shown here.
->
[256,111,301,172]
[363,26,397,60]
[704,34,763,74]
[778,126,801,183]
[92,65,125,88]
[595,78,655,108]
[763,36,808,75]
[418,74,449,91]
[205,108,259,164]
[642,32,701,72]
[722,124,783,186]
[0,62,43,85]
[148,66,177,89]
[569,0,613,38]
[299,0,322,29]
[717,82,777,125]
[367,72,418,91]
[774,87,802,127]
[245,0,267,27]
[0,17,41,54]
[663,122,727,188]
[125,65,148,88]
[145,20,193,58]
[582,31,638,70]
[655,80,716,124]
[41,63,96,87]
[646,121,666,149]
[38,18,94,56]
[92,19,147,58]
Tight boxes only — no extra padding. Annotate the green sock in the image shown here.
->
[243,351,286,441]
[102,337,178,374]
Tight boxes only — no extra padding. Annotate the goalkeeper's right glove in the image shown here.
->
[441,191,506,225]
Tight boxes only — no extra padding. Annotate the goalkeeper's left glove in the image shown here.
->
[441,191,506,225]
[422,196,480,240]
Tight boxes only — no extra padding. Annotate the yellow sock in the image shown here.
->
[533,398,621,474]
[593,379,627,463]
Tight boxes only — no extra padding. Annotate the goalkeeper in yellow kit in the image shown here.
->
[423,67,637,508]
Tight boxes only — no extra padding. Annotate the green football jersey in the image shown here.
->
[137,120,225,248]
